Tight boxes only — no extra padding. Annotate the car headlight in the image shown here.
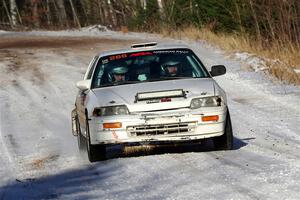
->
[93,105,129,116]
[190,96,222,109]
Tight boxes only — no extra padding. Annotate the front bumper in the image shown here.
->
[88,107,227,145]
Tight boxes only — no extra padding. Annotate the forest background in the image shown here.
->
[1,0,299,84]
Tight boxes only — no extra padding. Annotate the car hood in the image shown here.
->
[92,78,215,112]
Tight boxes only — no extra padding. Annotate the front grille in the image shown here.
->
[127,122,196,136]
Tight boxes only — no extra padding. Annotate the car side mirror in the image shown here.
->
[76,80,91,90]
[210,65,226,77]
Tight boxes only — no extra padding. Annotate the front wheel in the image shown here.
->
[213,110,233,150]
[77,118,86,151]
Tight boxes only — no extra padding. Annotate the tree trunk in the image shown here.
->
[32,0,40,27]
[107,0,117,28]
[46,0,52,26]
[292,1,300,45]
[141,0,146,10]
[157,0,165,21]
[56,0,69,27]
[15,1,22,25]
[68,0,81,28]
[249,0,261,43]
[265,0,276,42]
[79,0,88,25]
[97,0,105,25]
[2,0,13,28]
[111,0,126,25]
[234,1,244,33]
[10,0,17,26]
[102,0,110,26]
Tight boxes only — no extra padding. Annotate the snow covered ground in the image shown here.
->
[0,29,299,199]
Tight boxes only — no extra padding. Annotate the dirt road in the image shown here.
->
[0,32,299,200]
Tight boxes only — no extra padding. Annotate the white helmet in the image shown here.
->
[112,66,128,74]
[163,60,180,68]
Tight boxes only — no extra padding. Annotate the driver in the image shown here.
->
[111,66,128,82]
[163,60,181,77]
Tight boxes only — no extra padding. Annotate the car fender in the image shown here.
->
[213,81,227,105]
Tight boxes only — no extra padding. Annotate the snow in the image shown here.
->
[80,24,110,32]
[0,28,299,199]
[234,52,269,72]
[294,68,300,74]
[233,52,300,80]
[0,26,162,42]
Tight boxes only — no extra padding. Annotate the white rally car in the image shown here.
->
[71,42,233,162]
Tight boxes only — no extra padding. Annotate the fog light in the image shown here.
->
[103,122,122,129]
[202,115,219,122]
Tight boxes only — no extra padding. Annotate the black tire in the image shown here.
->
[76,115,86,151]
[85,111,106,162]
[213,110,233,150]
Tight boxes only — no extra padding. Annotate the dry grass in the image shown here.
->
[160,26,300,85]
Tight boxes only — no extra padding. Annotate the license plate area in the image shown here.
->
[127,121,197,137]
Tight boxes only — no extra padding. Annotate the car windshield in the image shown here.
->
[91,48,209,88]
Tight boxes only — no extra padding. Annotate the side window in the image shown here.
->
[188,55,207,78]
[84,56,98,80]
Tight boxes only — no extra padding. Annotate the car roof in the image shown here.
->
[97,42,191,57]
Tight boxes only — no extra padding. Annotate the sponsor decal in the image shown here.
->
[112,130,119,140]
[153,50,189,54]
[102,59,109,64]
[145,98,172,104]
[109,53,127,61]
[130,52,153,57]
[146,99,160,104]
[160,97,172,102]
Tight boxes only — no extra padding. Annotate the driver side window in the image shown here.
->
[85,56,98,80]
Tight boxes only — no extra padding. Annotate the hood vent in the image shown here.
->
[131,42,157,49]
[135,89,186,103]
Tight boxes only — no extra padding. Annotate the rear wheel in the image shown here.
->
[213,110,233,150]
[85,111,106,162]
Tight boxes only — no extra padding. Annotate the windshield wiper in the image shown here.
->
[160,76,193,80]
[100,81,139,87]
[114,81,140,85]
[143,77,193,82]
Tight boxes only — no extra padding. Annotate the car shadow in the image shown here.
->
[0,137,252,199]
[106,136,250,159]
[0,161,173,200]
[232,136,253,150]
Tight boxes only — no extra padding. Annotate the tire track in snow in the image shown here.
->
[169,153,267,200]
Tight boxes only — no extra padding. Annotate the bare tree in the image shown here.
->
[10,0,17,26]
[102,0,110,25]
[107,0,117,27]
[234,1,244,33]
[31,0,40,27]
[249,0,261,43]
[157,0,165,21]
[2,0,13,27]
[141,0,146,10]
[56,0,69,27]
[45,0,52,26]
[96,0,105,25]
[68,0,81,28]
